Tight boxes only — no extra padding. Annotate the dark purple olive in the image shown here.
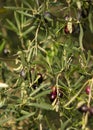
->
[49,86,57,102]
[81,8,89,18]
[37,73,43,85]
[32,83,38,89]
[49,86,63,102]
[58,91,63,98]
[50,91,57,102]
[89,107,93,115]
[78,104,88,113]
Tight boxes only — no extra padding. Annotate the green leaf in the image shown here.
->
[86,50,91,66]
[16,10,34,18]
[64,81,87,107]
[88,12,93,33]
[0,99,6,108]
[19,51,27,66]
[14,11,21,32]
[6,19,18,32]
[0,39,5,53]
[28,102,53,110]
[34,89,51,99]
[79,23,84,50]
[16,112,35,121]
[72,75,84,88]
[4,6,24,10]
[60,119,71,130]
[22,26,36,37]
[30,83,50,97]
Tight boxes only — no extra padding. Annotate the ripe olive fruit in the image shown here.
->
[50,91,57,102]
[49,86,57,102]
[32,83,38,89]
[78,104,88,113]
[85,86,91,95]
[37,73,43,85]
[58,91,63,98]
[89,107,93,115]
[49,86,63,102]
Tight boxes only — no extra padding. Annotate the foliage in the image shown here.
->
[0,0,93,129]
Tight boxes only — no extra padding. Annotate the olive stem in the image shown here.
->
[82,113,89,130]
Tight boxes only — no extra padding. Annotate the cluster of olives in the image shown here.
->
[78,85,93,116]
[78,104,93,116]
[49,86,63,102]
